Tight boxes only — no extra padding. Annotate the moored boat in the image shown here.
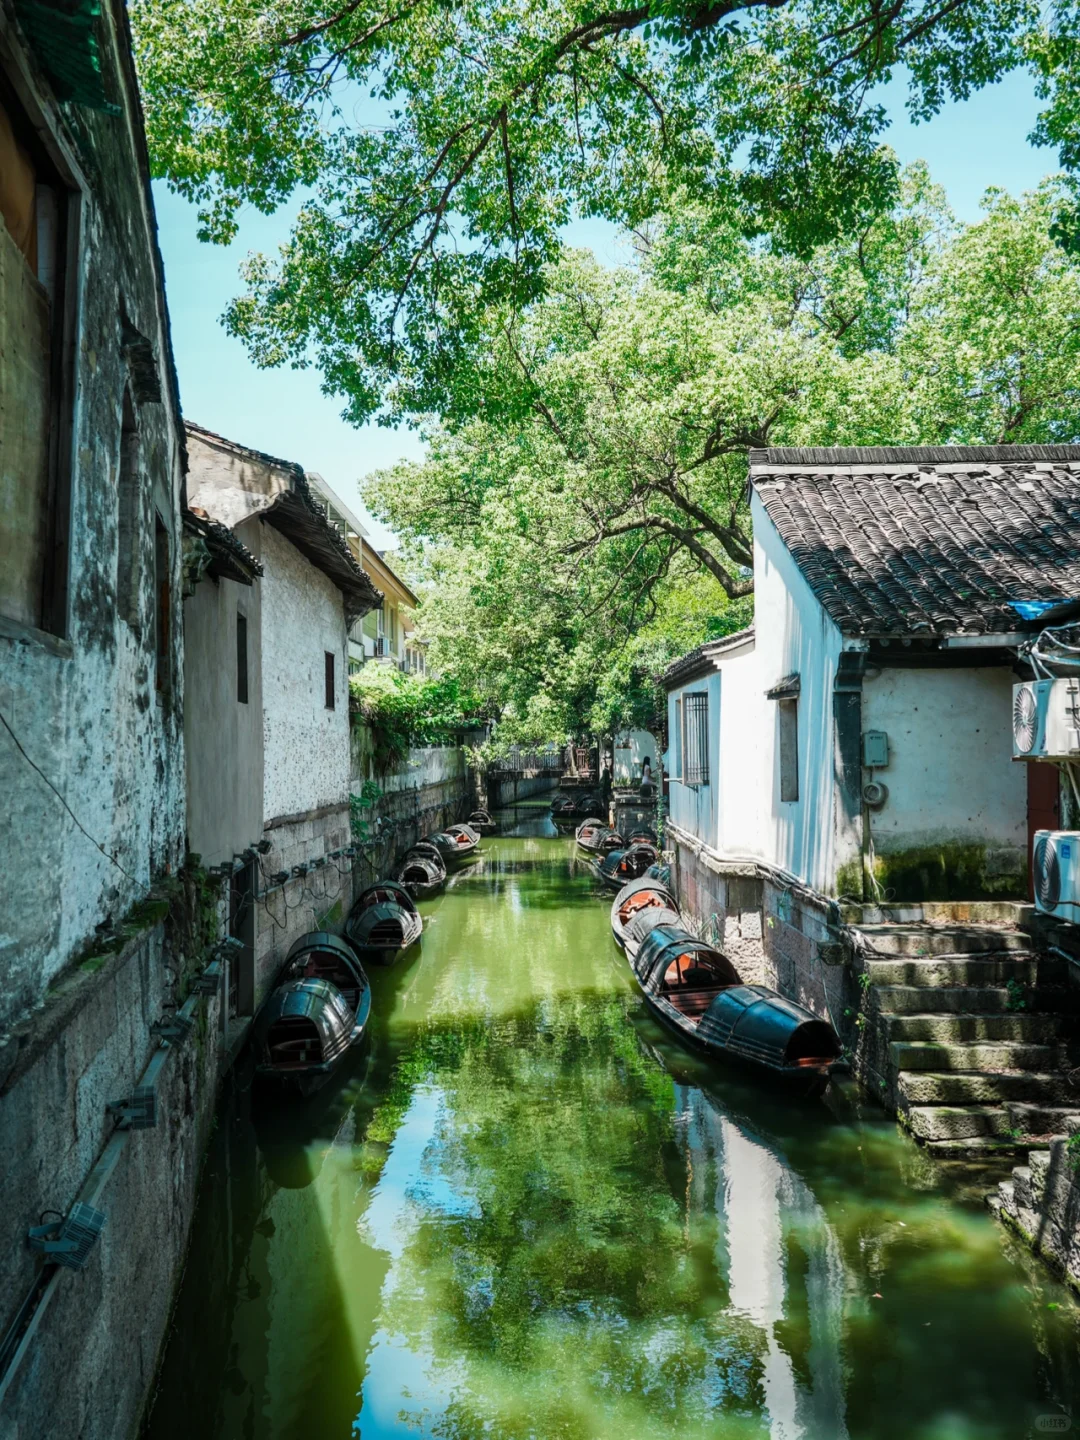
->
[426,826,481,863]
[628,824,657,846]
[346,880,423,963]
[609,875,679,951]
[575,818,623,854]
[630,922,842,1096]
[279,930,371,1012]
[594,842,660,890]
[253,977,370,1095]
[395,849,446,899]
[468,807,497,834]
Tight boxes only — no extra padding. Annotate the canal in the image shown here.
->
[147,803,1080,1440]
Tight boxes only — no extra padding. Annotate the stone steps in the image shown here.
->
[898,1070,1073,1105]
[890,1039,1063,1072]
[871,985,1066,1015]
[882,1011,1064,1043]
[864,955,1064,987]
[854,917,1078,1159]
[858,925,1033,956]
[904,1102,1079,1142]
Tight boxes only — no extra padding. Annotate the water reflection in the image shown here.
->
[147,821,1080,1440]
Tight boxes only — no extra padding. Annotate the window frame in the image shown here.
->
[236,611,249,704]
[0,57,82,645]
[681,691,710,787]
[324,650,336,710]
[778,696,799,803]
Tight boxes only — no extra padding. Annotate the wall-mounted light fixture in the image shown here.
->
[150,1012,195,1045]
[107,1085,158,1130]
[27,1204,107,1270]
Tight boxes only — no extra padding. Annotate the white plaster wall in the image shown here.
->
[750,495,846,892]
[260,523,350,822]
[613,729,658,784]
[668,668,728,847]
[860,665,1026,853]
[667,502,844,892]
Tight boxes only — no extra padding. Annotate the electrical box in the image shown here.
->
[863,730,889,768]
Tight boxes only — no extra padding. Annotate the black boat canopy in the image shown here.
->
[347,901,415,947]
[624,905,682,952]
[282,932,368,1001]
[613,875,677,914]
[634,923,741,990]
[698,985,843,1069]
[354,880,419,916]
[253,978,356,1068]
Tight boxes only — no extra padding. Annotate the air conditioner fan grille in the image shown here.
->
[1013,684,1038,754]
[1034,833,1061,911]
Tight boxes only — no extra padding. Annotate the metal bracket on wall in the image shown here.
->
[26,1204,107,1271]
[106,1084,158,1130]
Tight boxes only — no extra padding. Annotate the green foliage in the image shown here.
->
[350,779,383,842]
[1067,1132,1080,1176]
[364,176,1080,741]
[132,0,1078,422]
[1005,977,1029,1012]
[350,665,480,771]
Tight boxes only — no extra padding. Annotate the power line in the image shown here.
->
[0,706,146,892]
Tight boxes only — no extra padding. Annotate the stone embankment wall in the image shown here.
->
[349,728,476,878]
[486,769,560,808]
[667,821,858,1041]
[0,906,227,1439]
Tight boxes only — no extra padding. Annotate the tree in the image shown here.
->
[366,177,1080,739]
[131,0,1076,422]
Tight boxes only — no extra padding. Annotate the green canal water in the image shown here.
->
[147,803,1080,1440]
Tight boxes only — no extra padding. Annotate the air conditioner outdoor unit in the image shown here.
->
[1012,679,1080,759]
[1032,830,1080,917]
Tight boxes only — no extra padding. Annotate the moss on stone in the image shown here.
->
[834,842,1026,902]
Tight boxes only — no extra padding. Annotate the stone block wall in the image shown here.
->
[669,823,858,1048]
[486,770,559,808]
[0,921,224,1440]
[255,803,354,1008]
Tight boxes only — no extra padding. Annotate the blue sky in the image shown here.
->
[155,68,1055,544]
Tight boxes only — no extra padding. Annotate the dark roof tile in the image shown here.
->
[751,447,1080,636]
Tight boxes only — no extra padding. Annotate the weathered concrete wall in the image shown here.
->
[0,912,225,1439]
[260,523,349,824]
[182,516,264,870]
[859,664,1027,900]
[0,4,186,1031]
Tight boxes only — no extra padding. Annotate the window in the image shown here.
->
[324,650,335,709]
[778,698,799,802]
[682,692,709,786]
[673,698,683,780]
[154,517,170,695]
[236,612,248,704]
[0,77,75,635]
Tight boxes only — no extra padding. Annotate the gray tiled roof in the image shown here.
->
[750,446,1080,637]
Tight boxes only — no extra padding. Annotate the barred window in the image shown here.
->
[682,691,709,786]
[673,697,683,780]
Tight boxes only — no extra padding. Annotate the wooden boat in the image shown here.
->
[594,842,660,890]
[395,850,446,899]
[575,819,622,854]
[346,880,422,963]
[628,824,658,846]
[610,875,679,950]
[646,860,672,888]
[253,976,370,1095]
[435,824,481,860]
[279,931,371,1012]
[630,922,842,1096]
[468,808,497,834]
[573,792,605,817]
